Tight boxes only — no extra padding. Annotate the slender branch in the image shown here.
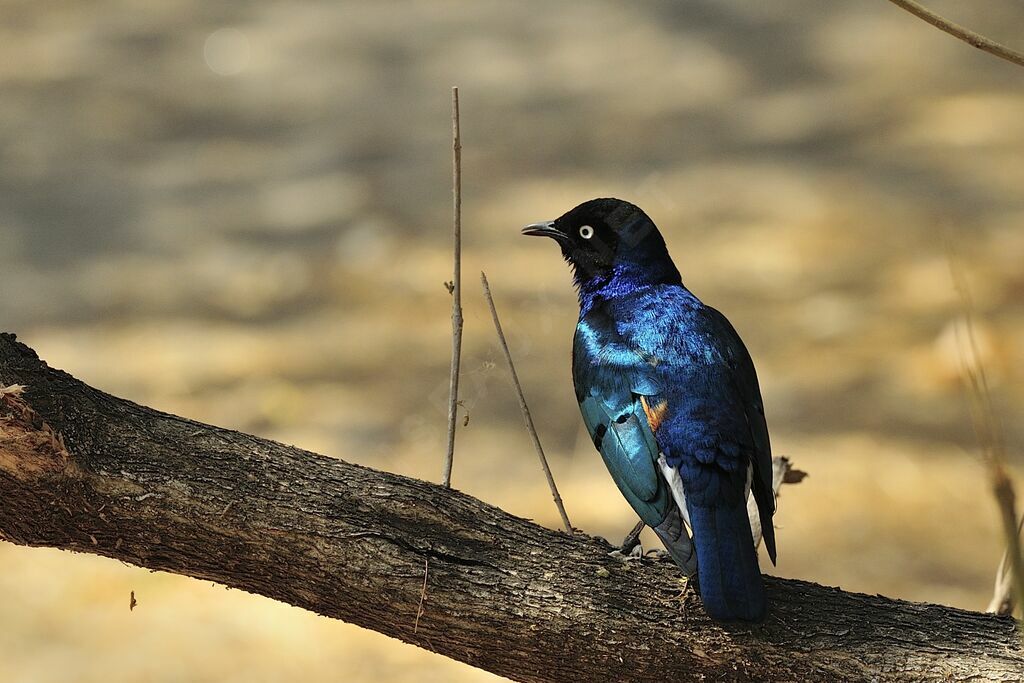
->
[480,272,573,534]
[442,86,464,488]
[1,333,1022,681]
[885,0,1024,69]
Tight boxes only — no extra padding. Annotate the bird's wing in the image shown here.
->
[574,319,666,524]
[577,391,664,520]
[573,316,696,574]
[686,305,776,564]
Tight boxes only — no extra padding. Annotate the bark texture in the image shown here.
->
[0,332,1021,682]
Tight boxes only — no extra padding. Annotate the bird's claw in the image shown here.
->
[607,545,645,564]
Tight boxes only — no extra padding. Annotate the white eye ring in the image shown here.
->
[579,225,594,239]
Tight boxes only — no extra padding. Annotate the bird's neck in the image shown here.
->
[576,260,682,315]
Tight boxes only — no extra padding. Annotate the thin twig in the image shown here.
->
[442,86,464,488]
[414,557,429,633]
[480,271,573,534]
[885,0,1024,69]
[946,241,1024,624]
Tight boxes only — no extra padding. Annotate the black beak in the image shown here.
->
[521,221,566,241]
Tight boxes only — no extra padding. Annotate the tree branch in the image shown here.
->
[1,332,1021,682]
[885,0,1024,69]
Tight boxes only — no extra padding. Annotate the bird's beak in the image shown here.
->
[521,221,566,241]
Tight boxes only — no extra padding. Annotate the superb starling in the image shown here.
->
[524,198,776,622]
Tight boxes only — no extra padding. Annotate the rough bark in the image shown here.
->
[0,332,1020,682]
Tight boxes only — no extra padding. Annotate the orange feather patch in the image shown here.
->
[639,396,669,432]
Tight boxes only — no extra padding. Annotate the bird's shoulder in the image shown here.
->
[573,286,743,404]
[585,286,743,367]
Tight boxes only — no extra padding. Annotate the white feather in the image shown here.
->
[660,457,765,549]
[746,462,765,548]
[657,455,691,530]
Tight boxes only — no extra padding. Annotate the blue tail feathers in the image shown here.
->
[688,502,766,622]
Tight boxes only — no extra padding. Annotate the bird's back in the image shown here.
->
[574,284,775,621]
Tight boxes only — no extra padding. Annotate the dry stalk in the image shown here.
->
[480,271,573,534]
[947,245,1024,624]
[442,86,463,488]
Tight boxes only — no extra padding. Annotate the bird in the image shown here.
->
[522,197,776,622]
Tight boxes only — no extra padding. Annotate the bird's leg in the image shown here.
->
[678,575,694,601]
[607,520,647,563]
[619,519,646,555]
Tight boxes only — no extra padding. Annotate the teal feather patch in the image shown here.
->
[579,394,670,527]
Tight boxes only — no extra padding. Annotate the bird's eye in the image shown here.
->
[579,225,594,240]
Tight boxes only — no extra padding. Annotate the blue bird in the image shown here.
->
[523,198,776,622]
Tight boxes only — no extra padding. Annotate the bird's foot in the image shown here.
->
[644,548,670,561]
[607,546,643,563]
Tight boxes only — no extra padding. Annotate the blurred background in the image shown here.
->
[2,0,1024,681]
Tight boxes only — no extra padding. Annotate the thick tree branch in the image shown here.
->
[0,333,1021,682]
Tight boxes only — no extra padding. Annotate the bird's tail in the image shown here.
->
[688,502,766,622]
[652,505,697,576]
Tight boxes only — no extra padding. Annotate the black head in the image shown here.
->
[522,198,679,291]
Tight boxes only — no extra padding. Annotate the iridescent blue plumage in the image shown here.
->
[524,198,776,622]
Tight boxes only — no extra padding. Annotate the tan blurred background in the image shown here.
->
[2,1,1024,681]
